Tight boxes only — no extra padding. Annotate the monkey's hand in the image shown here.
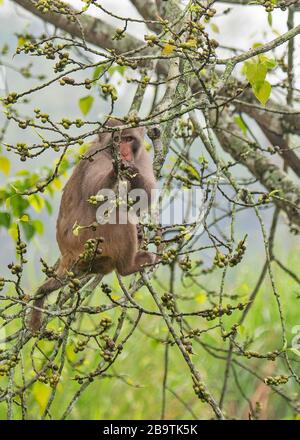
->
[120,161,139,182]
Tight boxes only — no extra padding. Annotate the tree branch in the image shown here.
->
[129,0,161,32]
[12,0,144,53]
[217,23,300,66]
[216,0,300,11]
[211,110,300,227]
[235,97,300,178]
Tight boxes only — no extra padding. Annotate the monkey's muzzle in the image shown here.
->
[119,142,133,161]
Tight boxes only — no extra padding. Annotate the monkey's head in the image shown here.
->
[100,118,145,162]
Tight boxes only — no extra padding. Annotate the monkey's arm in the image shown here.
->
[81,160,117,200]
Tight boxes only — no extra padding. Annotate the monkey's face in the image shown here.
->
[119,129,144,162]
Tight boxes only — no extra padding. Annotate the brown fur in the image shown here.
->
[29,121,156,331]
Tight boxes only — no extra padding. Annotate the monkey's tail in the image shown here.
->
[28,277,65,332]
[29,295,46,332]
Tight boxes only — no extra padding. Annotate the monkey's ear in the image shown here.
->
[104,118,123,128]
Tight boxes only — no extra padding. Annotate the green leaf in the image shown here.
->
[0,156,10,176]
[21,222,36,240]
[237,324,246,336]
[234,116,248,135]
[32,219,44,234]
[72,221,82,236]
[45,199,53,215]
[198,155,206,164]
[21,219,43,241]
[32,382,51,414]
[19,214,29,222]
[79,95,94,116]
[243,61,267,84]
[259,55,277,70]
[9,223,18,241]
[8,195,29,217]
[15,170,30,176]
[243,56,275,106]
[267,12,273,27]
[18,36,27,47]
[52,177,62,190]
[92,65,106,81]
[210,23,219,33]
[108,65,126,77]
[28,194,45,212]
[253,80,271,106]
[0,211,11,228]
[115,65,126,76]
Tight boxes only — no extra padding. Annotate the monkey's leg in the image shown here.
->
[116,251,156,276]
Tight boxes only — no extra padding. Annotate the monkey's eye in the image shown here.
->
[121,136,134,143]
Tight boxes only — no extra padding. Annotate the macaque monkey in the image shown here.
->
[29,119,156,331]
